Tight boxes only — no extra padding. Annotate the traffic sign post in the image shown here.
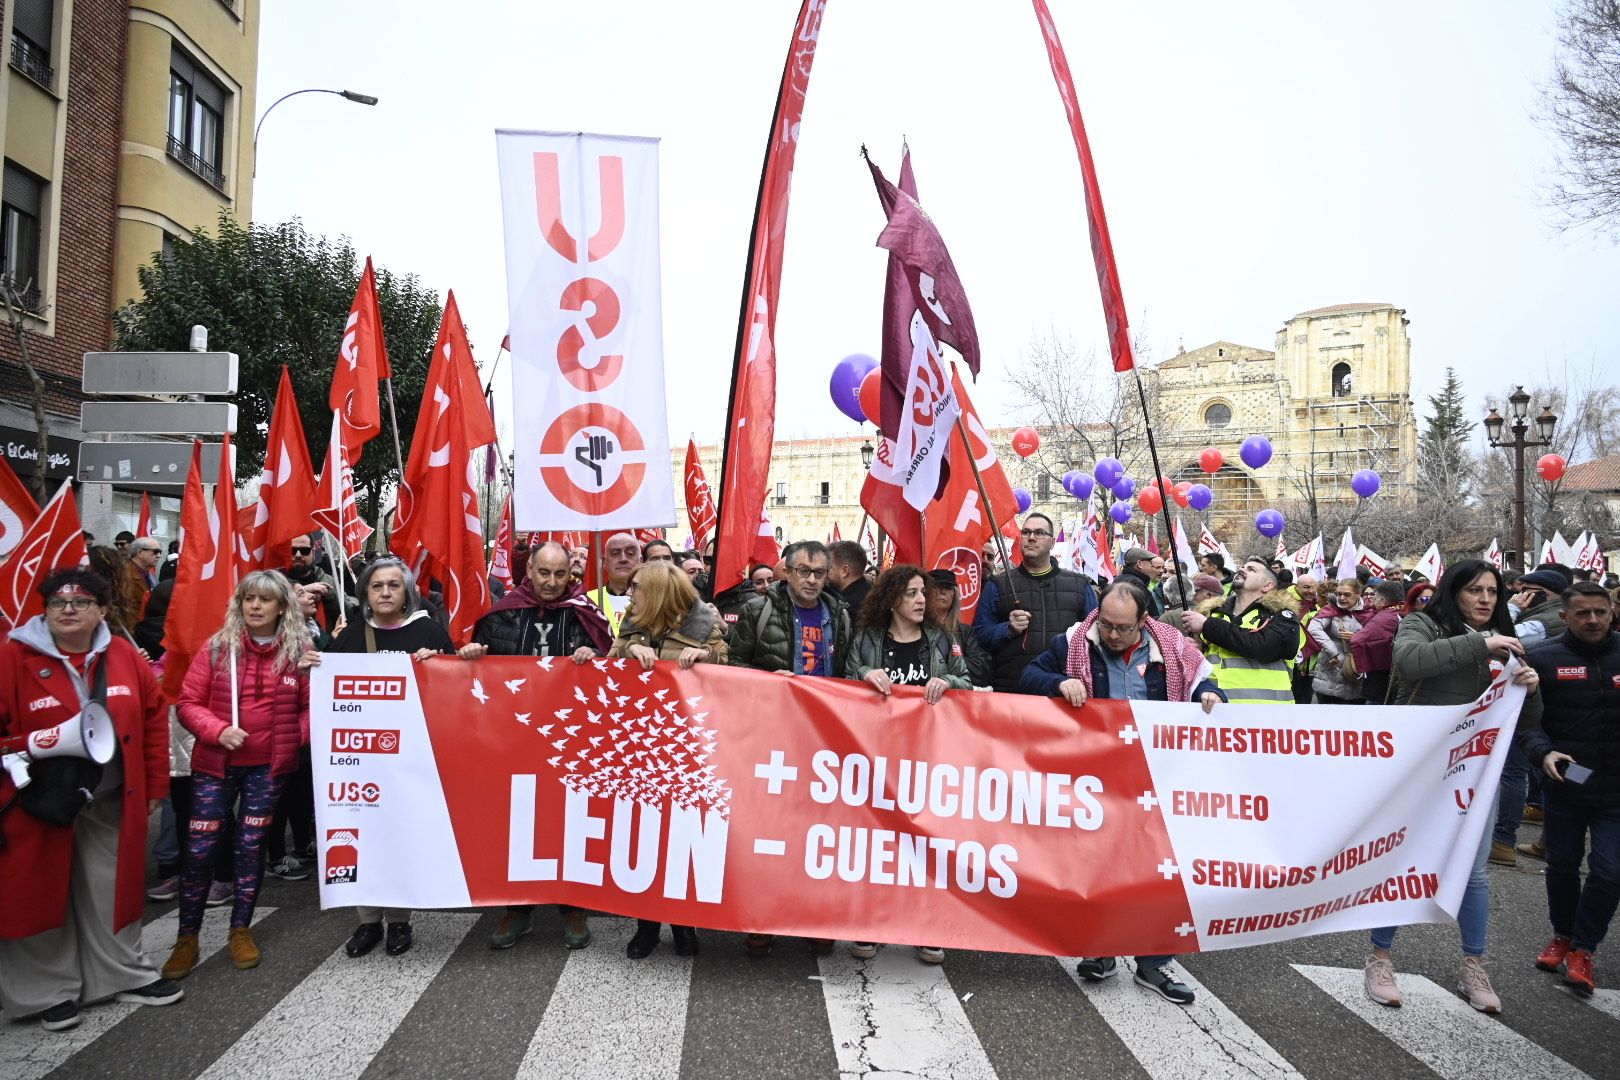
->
[81,401,238,436]
[81,351,239,396]
[77,442,233,486]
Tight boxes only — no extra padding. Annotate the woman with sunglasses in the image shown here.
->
[1364,559,1541,1014]
[1307,580,1366,704]
[1405,582,1434,613]
[607,561,728,959]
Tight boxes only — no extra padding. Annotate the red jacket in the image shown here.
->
[0,619,169,940]
[178,635,309,779]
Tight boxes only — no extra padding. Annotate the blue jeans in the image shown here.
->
[1493,739,1542,846]
[1372,791,1495,957]
[1543,796,1620,953]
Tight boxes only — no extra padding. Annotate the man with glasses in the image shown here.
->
[728,539,853,957]
[587,532,642,636]
[1180,557,1302,705]
[1021,579,1223,1004]
[126,537,163,592]
[1512,568,1571,646]
[461,541,613,952]
[281,533,341,629]
[973,513,1098,694]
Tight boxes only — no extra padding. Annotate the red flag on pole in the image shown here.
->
[136,491,152,539]
[0,479,86,629]
[242,366,319,572]
[162,438,239,697]
[312,411,375,559]
[712,0,827,595]
[922,371,1019,620]
[683,439,717,553]
[831,521,842,543]
[329,256,392,464]
[0,453,40,561]
[490,493,514,590]
[859,435,923,566]
[1031,0,1135,373]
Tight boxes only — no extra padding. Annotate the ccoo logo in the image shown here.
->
[334,676,407,700]
[331,729,401,754]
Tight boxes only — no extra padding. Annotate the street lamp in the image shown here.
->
[859,437,874,469]
[1484,386,1557,570]
[253,88,380,176]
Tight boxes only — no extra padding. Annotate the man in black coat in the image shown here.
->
[1522,582,1620,997]
[972,512,1098,693]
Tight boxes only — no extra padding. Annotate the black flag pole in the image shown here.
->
[1128,366,1192,618]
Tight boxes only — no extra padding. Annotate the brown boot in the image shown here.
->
[1488,841,1518,867]
[162,935,200,980]
[228,927,261,970]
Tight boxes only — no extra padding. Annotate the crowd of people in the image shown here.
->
[1,512,1616,1031]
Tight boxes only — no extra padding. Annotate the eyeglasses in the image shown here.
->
[787,565,828,580]
[289,546,312,555]
[46,597,96,612]
[1097,619,1141,636]
[1020,529,1052,539]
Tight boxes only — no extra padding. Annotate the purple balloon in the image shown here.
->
[1186,483,1214,511]
[1111,477,1135,501]
[1014,487,1033,514]
[1351,469,1382,499]
[829,353,877,424]
[1239,435,1273,470]
[1109,502,1133,525]
[1254,508,1286,538]
[1093,457,1125,489]
[1070,473,1094,501]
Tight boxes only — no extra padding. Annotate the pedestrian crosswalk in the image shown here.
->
[3,905,1617,1080]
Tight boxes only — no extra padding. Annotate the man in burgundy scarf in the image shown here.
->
[458,541,612,951]
[1020,579,1224,1006]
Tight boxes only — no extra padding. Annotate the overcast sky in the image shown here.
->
[253,0,1618,456]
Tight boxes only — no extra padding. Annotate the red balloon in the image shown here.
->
[1173,481,1193,508]
[1199,447,1224,474]
[1537,453,1567,482]
[1138,486,1164,515]
[858,368,882,425]
[1011,426,1041,458]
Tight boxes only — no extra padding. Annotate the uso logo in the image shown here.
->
[328,781,383,807]
[331,729,401,754]
[334,676,407,700]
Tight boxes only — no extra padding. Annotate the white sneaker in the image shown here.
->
[849,942,878,959]
[1363,954,1402,1007]
[1457,955,1501,1014]
[915,946,945,964]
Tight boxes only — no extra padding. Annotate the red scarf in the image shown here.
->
[485,581,613,654]
[1064,610,1206,702]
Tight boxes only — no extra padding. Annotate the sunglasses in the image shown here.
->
[289,546,312,554]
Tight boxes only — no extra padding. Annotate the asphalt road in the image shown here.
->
[2,821,1615,1080]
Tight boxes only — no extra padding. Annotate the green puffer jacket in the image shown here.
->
[844,624,972,689]
[1390,612,1544,726]
[727,582,852,675]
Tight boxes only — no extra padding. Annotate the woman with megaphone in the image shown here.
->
[161,570,315,981]
[0,567,183,1032]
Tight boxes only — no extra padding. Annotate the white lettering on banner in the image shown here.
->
[498,131,675,531]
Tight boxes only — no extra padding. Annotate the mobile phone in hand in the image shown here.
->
[1563,762,1594,785]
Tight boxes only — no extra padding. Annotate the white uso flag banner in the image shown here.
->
[496,130,674,531]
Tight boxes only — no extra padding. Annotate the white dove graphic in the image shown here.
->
[471,680,490,704]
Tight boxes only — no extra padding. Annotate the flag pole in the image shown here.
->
[1129,368,1191,615]
[382,377,408,494]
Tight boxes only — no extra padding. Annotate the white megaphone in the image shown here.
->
[0,703,117,790]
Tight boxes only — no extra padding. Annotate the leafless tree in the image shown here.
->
[1540,0,1620,237]
[0,277,52,503]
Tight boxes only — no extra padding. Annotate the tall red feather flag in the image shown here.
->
[0,479,86,628]
[329,256,392,464]
[489,494,514,590]
[392,291,491,645]
[683,439,717,553]
[1031,0,1135,373]
[0,453,41,561]
[136,491,152,538]
[162,438,239,697]
[312,411,374,559]
[712,0,827,595]
[241,366,319,572]
[393,291,495,561]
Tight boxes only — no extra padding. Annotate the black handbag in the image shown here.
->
[12,660,110,828]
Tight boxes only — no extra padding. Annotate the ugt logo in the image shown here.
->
[332,729,401,754]
[1446,730,1498,771]
[325,829,359,885]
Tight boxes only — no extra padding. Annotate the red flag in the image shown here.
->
[0,479,86,628]
[831,521,842,543]
[136,491,152,538]
[0,453,40,561]
[329,257,392,464]
[922,371,1019,620]
[394,290,496,560]
[753,510,781,570]
[490,494,514,589]
[683,439,717,552]
[242,366,319,572]
[393,293,491,645]
[162,439,239,697]
[634,528,665,546]
[859,435,923,566]
[713,0,826,594]
[1031,1,1135,373]
[312,411,374,559]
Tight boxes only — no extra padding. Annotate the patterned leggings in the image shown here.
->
[178,765,286,935]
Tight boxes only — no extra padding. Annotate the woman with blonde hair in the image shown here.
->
[609,560,727,959]
[163,571,314,979]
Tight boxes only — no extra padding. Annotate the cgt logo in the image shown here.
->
[332,729,401,754]
[334,676,407,700]
[1446,729,1498,771]
[325,829,359,885]
[328,780,382,806]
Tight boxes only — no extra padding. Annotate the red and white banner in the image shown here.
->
[490,494,514,590]
[923,370,1017,620]
[712,0,827,594]
[1483,538,1502,570]
[312,654,1524,956]
[498,131,674,533]
[683,440,717,553]
[312,411,374,559]
[1357,545,1390,576]
[0,454,40,561]
[0,479,84,627]
[329,256,392,465]
[1414,542,1445,583]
